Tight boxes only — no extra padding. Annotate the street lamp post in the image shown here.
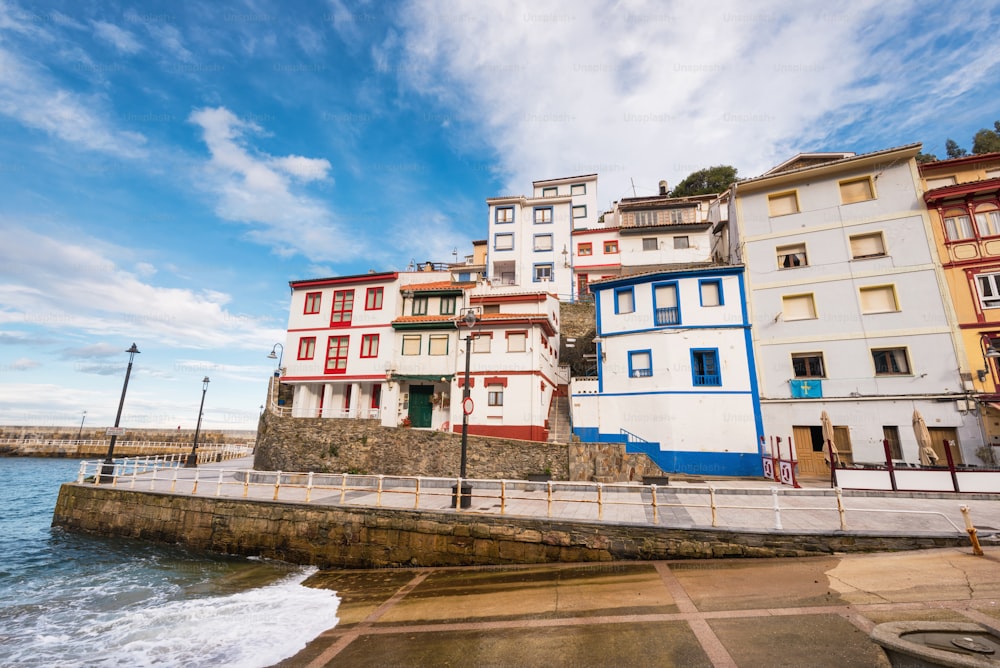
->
[453,310,477,508]
[268,343,284,376]
[100,343,140,483]
[76,410,87,441]
[185,377,210,468]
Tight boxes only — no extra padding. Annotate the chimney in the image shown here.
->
[658,180,669,196]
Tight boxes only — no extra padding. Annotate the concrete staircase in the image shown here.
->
[547,388,573,443]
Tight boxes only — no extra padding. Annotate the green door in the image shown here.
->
[408,386,433,428]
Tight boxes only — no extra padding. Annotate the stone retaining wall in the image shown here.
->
[53,485,967,569]
[254,412,665,482]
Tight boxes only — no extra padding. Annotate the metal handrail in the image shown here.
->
[73,458,976,536]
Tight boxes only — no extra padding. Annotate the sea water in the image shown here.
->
[0,457,340,667]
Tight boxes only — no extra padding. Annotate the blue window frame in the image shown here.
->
[533,233,553,251]
[533,206,553,224]
[495,206,514,224]
[614,286,635,314]
[691,349,721,386]
[653,282,680,325]
[628,350,653,378]
[494,232,514,251]
[533,263,554,282]
[699,278,724,307]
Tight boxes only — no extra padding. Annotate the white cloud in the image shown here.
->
[396,0,987,202]
[91,20,142,54]
[188,106,355,261]
[0,224,277,350]
[0,46,147,157]
[8,357,40,371]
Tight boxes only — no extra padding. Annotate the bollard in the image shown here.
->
[650,484,659,523]
[243,470,250,498]
[709,485,718,527]
[597,482,604,521]
[273,471,281,501]
[377,475,384,507]
[772,488,783,530]
[546,481,553,518]
[191,469,200,495]
[216,470,224,497]
[960,505,984,556]
[414,477,420,509]
[836,487,847,530]
[500,480,507,515]
[306,471,314,503]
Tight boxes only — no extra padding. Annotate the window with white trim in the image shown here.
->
[488,386,504,406]
[634,210,657,226]
[976,272,1000,309]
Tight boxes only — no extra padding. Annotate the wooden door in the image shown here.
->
[408,385,434,428]
[928,427,962,465]
[792,425,827,477]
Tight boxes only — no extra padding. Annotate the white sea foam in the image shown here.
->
[5,568,340,667]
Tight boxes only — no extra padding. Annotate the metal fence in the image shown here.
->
[74,457,977,537]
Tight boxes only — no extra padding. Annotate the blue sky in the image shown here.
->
[1,0,998,432]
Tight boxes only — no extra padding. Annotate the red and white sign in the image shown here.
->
[462,397,474,416]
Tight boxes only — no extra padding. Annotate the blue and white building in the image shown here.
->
[571,264,764,476]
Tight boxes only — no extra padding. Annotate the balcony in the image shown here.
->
[655,307,679,326]
[693,373,721,387]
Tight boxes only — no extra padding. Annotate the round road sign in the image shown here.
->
[462,396,474,416]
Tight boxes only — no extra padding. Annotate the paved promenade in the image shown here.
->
[277,547,1000,667]
[83,456,1000,540]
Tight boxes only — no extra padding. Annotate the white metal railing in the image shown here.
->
[266,400,381,420]
[73,446,252,482]
[2,440,254,455]
[72,461,974,536]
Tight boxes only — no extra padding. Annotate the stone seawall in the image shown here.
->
[52,485,967,569]
[254,413,665,483]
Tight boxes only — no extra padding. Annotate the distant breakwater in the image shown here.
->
[52,484,968,568]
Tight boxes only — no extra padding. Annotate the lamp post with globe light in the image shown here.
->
[453,309,478,508]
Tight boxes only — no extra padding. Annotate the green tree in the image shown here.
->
[946,139,968,158]
[916,152,937,163]
[972,121,1000,154]
[669,165,738,197]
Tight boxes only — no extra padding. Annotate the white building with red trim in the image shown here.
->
[277,269,563,442]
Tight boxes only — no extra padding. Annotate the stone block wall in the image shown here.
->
[254,411,666,482]
[53,485,968,569]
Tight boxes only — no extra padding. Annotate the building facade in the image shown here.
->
[920,152,1000,455]
[571,265,763,476]
[486,174,598,301]
[728,144,980,472]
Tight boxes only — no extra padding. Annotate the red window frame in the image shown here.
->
[578,242,593,256]
[360,333,379,358]
[297,336,316,360]
[370,384,382,409]
[604,240,619,254]
[325,335,349,374]
[365,287,384,310]
[304,291,322,314]
[330,290,354,326]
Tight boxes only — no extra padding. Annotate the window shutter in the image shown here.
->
[860,286,897,313]
[840,178,874,203]
[768,192,798,216]
[850,233,885,258]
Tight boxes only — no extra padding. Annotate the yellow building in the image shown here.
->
[921,152,1000,456]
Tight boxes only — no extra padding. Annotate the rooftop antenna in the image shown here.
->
[630,178,637,196]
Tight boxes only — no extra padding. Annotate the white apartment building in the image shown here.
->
[727,144,980,473]
[572,265,762,476]
[277,268,562,442]
[486,174,598,302]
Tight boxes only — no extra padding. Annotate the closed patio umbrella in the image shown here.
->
[914,409,938,466]
[821,410,839,466]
